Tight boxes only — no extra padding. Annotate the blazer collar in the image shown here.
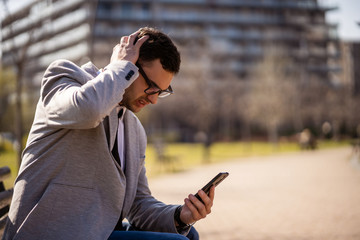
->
[107,108,140,218]
[108,108,119,152]
[123,110,140,183]
[109,109,140,177]
[121,110,140,217]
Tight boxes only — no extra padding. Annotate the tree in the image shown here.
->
[0,66,16,133]
[1,0,37,166]
[247,47,300,144]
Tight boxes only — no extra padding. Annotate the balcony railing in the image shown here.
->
[1,0,87,41]
[158,0,337,11]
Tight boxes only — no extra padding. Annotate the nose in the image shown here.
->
[146,94,158,105]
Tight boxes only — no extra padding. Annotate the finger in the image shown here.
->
[209,185,215,202]
[198,190,213,213]
[113,43,120,50]
[128,30,141,44]
[134,35,149,48]
[189,194,207,218]
[184,198,201,221]
[120,36,129,44]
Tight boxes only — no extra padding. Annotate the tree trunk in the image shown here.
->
[15,66,23,168]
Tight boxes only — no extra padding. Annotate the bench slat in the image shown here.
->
[0,216,8,235]
[0,166,12,237]
[0,167,11,182]
[0,189,13,210]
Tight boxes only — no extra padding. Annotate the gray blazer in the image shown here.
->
[3,60,178,240]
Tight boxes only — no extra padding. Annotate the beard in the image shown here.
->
[120,92,150,113]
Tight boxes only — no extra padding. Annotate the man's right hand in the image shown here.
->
[110,29,149,64]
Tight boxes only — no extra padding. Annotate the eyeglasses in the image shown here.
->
[135,62,173,98]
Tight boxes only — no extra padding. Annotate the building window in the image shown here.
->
[121,2,133,16]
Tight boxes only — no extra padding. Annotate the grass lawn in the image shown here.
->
[144,140,350,177]
[0,140,351,187]
[0,149,19,189]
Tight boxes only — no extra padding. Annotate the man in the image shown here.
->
[3,27,215,240]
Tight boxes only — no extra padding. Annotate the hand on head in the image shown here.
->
[111,29,149,64]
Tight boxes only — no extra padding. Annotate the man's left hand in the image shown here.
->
[180,186,215,225]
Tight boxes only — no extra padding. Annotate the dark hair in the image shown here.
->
[137,27,181,74]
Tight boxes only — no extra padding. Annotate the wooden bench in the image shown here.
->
[0,166,13,237]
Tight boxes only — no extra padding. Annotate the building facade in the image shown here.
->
[339,41,360,96]
[1,0,93,89]
[1,0,340,90]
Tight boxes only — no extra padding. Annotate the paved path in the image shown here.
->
[148,147,360,240]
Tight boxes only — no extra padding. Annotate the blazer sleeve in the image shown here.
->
[126,165,180,234]
[40,59,138,129]
[126,121,189,235]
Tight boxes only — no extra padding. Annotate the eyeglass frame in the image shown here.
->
[135,62,173,98]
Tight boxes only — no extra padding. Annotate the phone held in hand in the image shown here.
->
[195,172,229,202]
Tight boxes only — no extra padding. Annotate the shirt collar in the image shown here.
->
[116,106,126,121]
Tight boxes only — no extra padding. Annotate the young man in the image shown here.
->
[3,28,215,240]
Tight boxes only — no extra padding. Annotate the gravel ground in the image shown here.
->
[149,147,360,240]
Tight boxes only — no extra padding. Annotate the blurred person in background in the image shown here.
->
[2,27,215,240]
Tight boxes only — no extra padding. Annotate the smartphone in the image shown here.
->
[194,172,229,202]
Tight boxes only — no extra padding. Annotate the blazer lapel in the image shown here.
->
[108,109,119,151]
[121,111,140,218]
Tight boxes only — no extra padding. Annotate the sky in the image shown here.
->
[325,0,360,41]
[1,0,360,41]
